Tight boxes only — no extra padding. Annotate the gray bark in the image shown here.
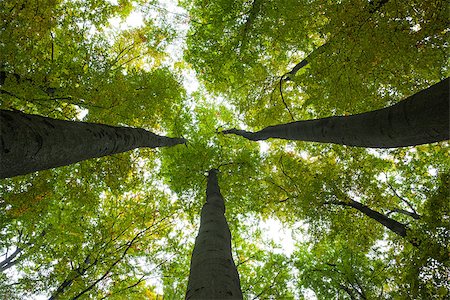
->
[335,199,408,238]
[0,247,23,272]
[223,78,450,148]
[0,110,186,179]
[186,169,243,300]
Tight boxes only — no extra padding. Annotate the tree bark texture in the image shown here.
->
[186,169,243,300]
[337,199,408,238]
[0,110,186,179]
[334,199,426,247]
[223,78,450,148]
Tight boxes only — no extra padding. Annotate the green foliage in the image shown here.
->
[185,0,449,127]
[1,0,449,298]
[294,237,395,299]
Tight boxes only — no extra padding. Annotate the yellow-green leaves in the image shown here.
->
[1,0,449,298]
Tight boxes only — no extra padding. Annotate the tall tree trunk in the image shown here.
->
[223,78,450,148]
[0,110,186,179]
[334,199,408,238]
[186,169,243,300]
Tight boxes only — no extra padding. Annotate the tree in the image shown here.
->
[0,167,176,299]
[282,0,390,81]
[327,197,409,240]
[184,0,448,135]
[294,236,397,299]
[0,110,186,179]
[1,0,449,298]
[223,78,449,148]
[185,169,243,299]
[324,193,448,263]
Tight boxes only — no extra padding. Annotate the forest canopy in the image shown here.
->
[0,0,449,299]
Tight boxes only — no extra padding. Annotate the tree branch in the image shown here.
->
[279,75,295,121]
[221,128,258,140]
[386,208,421,220]
[0,247,23,272]
[71,222,161,300]
[386,181,417,214]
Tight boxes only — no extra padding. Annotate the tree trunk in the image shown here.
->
[223,78,450,148]
[335,199,408,238]
[0,110,186,179]
[186,169,243,300]
[0,247,23,272]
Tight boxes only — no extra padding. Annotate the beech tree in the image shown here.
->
[0,110,185,179]
[1,0,449,299]
[184,0,448,125]
[222,78,449,148]
[186,169,242,299]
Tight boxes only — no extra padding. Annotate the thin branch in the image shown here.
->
[50,216,173,299]
[50,32,55,62]
[251,268,282,300]
[148,3,204,24]
[109,42,136,68]
[386,181,417,214]
[282,0,389,81]
[111,52,144,71]
[236,255,258,268]
[353,276,367,299]
[100,275,146,300]
[71,220,165,300]
[0,89,24,100]
[264,178,294,203]
[386,208,421,220]
[216,161,244,170]
[0,247,23,272]
[49,255,100,300]
[72,242,135,299]
[279,75,295,121]
[339,284,357,300]
[278,156,302,197]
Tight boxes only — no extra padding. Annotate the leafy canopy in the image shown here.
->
[0,0,449,299]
